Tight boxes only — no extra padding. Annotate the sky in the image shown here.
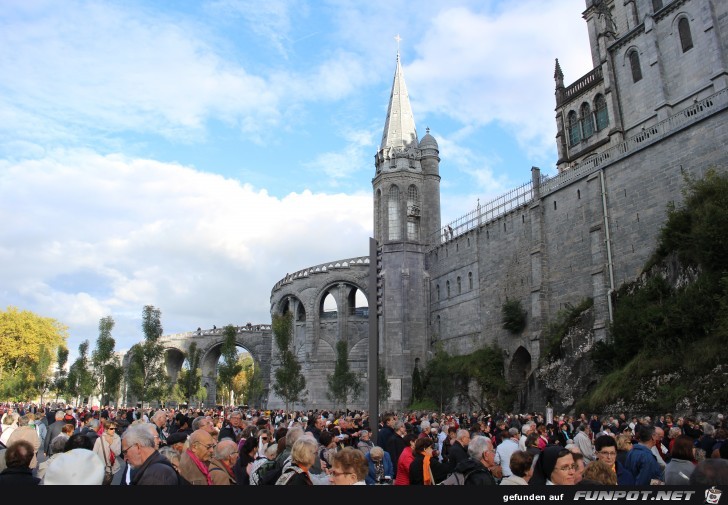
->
[0,0,594,362]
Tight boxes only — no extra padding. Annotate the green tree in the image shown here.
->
[177,342,203,407]
[326,340,362,410]
[502,298,527,334]
[53,346,69,402]
[271,312,306,412]
[91,316,123,406]
[423,344,455,413]
[410,362,424,405]
[217,325,242,406]
[0,306,68,400]
[378,365,391,410]
[244,362,265,408]
[67,341,95,406]
[33,344,53,405]
[126,305,169,407]
[232,354,265,408]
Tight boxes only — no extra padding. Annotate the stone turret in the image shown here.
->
[371,52,440,411]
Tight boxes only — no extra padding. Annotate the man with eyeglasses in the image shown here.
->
[119,423,179,485]
[451,435,498,485]
[179,429,216,485]
[218,411,243,443]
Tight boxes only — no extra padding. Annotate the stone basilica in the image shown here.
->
[149,0,728,413]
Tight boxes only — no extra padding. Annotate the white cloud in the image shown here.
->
[0,149,373,353]
[404,1,593,161]
[304,127,376,182]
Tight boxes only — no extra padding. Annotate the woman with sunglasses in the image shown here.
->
[93,419,121,482]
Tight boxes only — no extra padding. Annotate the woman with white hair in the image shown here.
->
[275,436,317,485]
[35,435,69,480]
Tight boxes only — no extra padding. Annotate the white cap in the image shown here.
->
[42,449,105,485]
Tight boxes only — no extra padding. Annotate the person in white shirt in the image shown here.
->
[495,428,520,478]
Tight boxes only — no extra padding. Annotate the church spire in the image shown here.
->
[380,50,418,150]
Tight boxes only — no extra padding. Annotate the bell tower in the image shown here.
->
[372,51,440,409]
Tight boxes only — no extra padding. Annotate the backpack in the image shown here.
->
[252,459,278,485]
[437,469,475,485]
[258,458,286,485]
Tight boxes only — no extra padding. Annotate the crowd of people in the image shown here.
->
[0,402,726,486]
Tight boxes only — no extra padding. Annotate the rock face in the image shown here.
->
[529,253,728,418]
[533,305,597,413]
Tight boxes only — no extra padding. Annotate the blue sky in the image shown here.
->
[0,0,593,361]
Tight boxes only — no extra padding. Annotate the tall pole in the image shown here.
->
[368,237,380,445]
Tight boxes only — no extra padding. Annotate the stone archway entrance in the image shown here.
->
[509,346,532,411]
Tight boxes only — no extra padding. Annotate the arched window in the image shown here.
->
[457,277,461,294]
[446,281,450,298]
[580,102,594,139]
[388,185,400,240]
[629,50,642,83]
[595,94,609,131]
[407,185,420,241]
[568,111,580,146]
[678,18,693,53]
[468,272,473,290]
[436,284,440,301]
[436,315,441,337]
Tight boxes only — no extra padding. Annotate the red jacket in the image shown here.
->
[395,446,414,485]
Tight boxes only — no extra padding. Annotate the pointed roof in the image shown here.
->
[380,53,418,150]
[554,58,564,81]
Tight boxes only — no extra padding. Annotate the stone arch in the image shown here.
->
[164,347,185,385]
[320,289,338,319]
[509,346,532,386]
[199,339,261,407]
[279,295,306,322]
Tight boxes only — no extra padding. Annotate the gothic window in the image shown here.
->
[629,50,642,83]
[436,284,440,301]
[446,280,450,298]
[580,102,594,139]
[468,272,473,290]
[457,276,461,294]
[652,0,663,11]
[568,111,580,146]
[436,315,441,337]
[595,94,609,131]
[678,18,693,53]
[388,185,400,240]
[407,185,420,241]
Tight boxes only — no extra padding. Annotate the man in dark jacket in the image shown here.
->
[0,440,40,485]
[446,429,471,472]
[385,420,409,474]
[43,410,66,456]
[377,414,396,456]
[121,423,179,485]
[452,435,497,485]
[217,410,243,443]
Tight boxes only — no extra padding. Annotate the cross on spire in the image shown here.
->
[395,34,402,58]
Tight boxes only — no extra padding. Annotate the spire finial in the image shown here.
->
[426,127,430,134]
[395,34,402,59]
